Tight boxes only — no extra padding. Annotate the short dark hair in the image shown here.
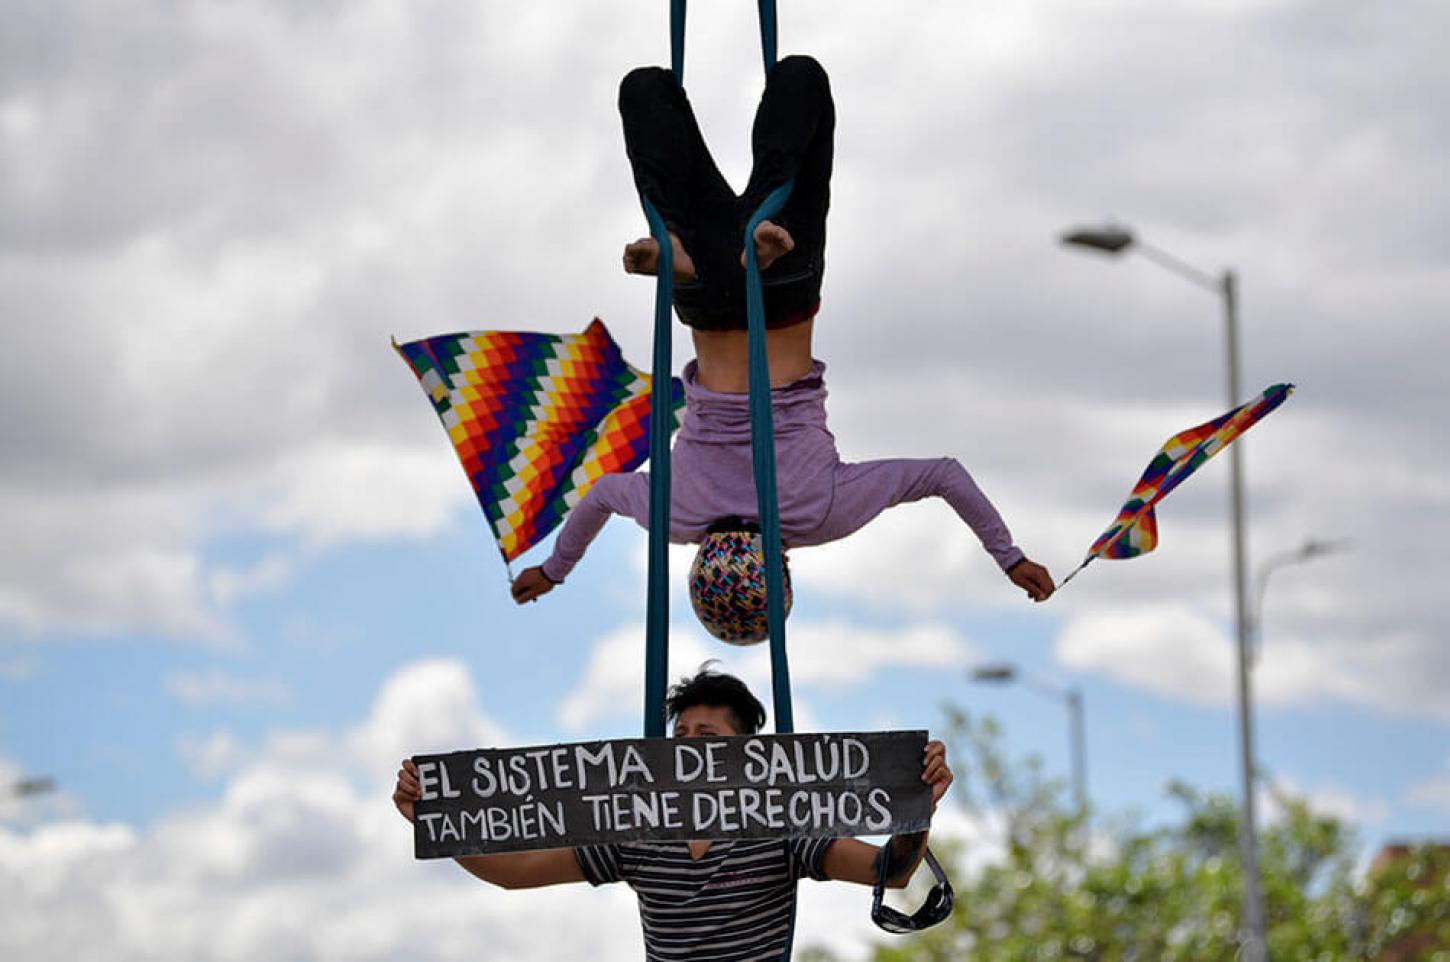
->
[664,662,767,735]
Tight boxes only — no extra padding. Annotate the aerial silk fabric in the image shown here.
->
[395,319,684,564]
[1067,383,1294,582]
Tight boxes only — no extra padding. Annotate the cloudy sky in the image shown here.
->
[3,0,1447,958]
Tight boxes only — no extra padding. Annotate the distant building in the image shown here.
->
[1369,841,1450,962]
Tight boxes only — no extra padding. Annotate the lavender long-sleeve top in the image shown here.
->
[539,360,1024,583]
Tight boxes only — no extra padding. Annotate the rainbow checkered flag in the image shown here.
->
[394,319,683,571]
[1061,383,1294,587]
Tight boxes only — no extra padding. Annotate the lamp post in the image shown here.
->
[9,776,55,798]
[1254,538,1352,663]
[971,663,1088,814]
[1060,223,1264,961]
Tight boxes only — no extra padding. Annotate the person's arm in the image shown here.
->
[393,759,586,889]
[820,739,953,887]
[453,849,587,889]
[821,834,928,888]
[810,457,1055,601]
[511,472,651,604]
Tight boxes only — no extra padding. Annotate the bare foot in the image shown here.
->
[623,234,697,282]
[742,220,795,270]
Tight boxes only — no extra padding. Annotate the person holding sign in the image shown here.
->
[393,667,955,961]
[508,57,1054,638]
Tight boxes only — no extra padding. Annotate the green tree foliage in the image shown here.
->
[815,709,1450,962]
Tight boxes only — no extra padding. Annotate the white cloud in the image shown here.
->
[177,730,247,780]
[0,656,996,961]
[556,622,753,734]
[0,655,39,682]
[1267,775,1390,828]
[783,620,980,690]
[555,625,649,733]
[0,659,648,961]
[253,442,466,548]
[1,0,1447,727]
[0,0,607,644]
[0,756,81,828]
[0,482,234,644]
[1406,756,1450,814]
[790,508,1034,614]
[166,670,292,709]
[207,554,293,608]
[349,658,511,765]
[1055,604,1235,707]
[558,617,978,733]
[1053,602,1450,723]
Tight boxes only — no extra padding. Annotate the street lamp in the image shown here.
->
[971,663,1088,814]
[1060,222,1263,961]
[9,777,55,798]
[1254,538,1352,663]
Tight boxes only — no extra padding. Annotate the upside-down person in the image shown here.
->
[510,56,1054,640]
[394,666,955,961]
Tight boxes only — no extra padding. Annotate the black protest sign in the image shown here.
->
[412,730,931,859]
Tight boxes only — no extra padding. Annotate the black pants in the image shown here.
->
[618,55,835,330]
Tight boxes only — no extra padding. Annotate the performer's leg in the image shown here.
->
[740,55,835,324]
[618,67,734,286]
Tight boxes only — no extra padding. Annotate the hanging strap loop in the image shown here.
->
[643,0,786,737]
[669,0,780,84]
[641,196,675,738]
[757,0,779,74]
[670,0,686,83]
[743,181,796,736]
[638,4,797,958]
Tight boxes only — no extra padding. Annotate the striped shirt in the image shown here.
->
[575,838,835,962]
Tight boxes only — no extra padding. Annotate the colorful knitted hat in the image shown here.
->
[689,525,793,645]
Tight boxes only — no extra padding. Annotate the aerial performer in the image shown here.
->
[393,665,957,961]
[509,55,1056,637]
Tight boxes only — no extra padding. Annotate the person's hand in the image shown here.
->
[922,739,954,811]
[511,566,557,605]
[393,758,420,824]
[1007,558,1055,602]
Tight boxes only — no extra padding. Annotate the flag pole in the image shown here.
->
[1056,561,1089,590]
